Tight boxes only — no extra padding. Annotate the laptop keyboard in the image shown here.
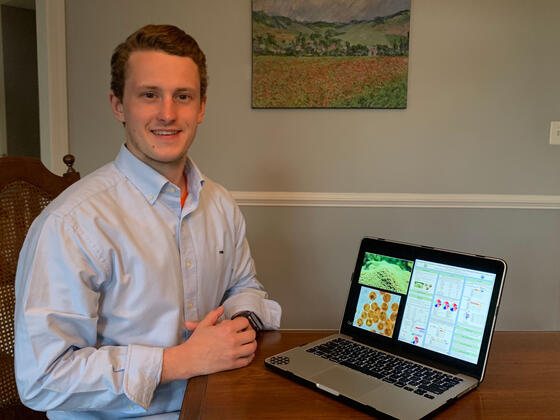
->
[306,337,463,399]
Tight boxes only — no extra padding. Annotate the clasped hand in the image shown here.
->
[161,306,257,383]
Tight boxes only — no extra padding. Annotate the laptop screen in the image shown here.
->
[342,238,506,378]
[352,252,495,364]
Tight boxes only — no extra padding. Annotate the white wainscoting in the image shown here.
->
[231,191,560,209]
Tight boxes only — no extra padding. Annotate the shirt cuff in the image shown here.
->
[223,289,282,330]
[123,344,163,410]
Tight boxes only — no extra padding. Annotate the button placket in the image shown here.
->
[179,217,197,321]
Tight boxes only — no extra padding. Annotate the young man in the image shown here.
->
[14,24,281,418]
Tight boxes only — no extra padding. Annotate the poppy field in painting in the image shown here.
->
[252,55,408,108]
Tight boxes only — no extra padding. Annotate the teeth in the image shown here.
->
[152,130,179,135]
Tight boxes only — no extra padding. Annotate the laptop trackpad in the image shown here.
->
[311,366,383,397]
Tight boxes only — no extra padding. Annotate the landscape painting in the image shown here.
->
[252,0,411,109]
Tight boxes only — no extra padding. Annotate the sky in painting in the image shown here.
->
[253,0,411,23]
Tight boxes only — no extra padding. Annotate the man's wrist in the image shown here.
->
[231,311,263,333]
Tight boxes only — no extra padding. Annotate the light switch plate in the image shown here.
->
[550,121,560,145]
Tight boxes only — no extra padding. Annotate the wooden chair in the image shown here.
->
[0,155,80,419]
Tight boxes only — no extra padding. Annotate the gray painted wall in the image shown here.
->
[66,0,560,330]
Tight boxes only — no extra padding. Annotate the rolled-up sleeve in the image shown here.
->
[14,212,162,412]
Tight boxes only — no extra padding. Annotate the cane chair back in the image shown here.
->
[0,155,79,418]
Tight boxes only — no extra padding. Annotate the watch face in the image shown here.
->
[236,311,263,332]
[243,311,262,332]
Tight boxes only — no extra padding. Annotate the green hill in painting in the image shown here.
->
[252,9,410,56]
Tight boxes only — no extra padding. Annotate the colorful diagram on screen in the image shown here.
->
[353,286,401,337]
[435,299,458,312]
[358,252,413,294]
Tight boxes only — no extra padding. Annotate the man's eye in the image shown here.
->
[143,92,156,99]
[177,94,190,100]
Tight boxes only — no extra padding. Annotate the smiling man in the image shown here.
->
[14,25,281,419]
[110,49,205,186]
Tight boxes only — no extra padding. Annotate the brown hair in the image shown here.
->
[110,24,207,101]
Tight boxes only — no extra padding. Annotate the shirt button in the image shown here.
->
[185,261,192,268]
[169,187,176,193]
[147,194,153,200]
[187,302,193,308]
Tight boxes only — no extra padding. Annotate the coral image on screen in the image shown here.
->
[358,252,413,295]
[353,286,401,337]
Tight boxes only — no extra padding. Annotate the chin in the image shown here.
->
[151,151,188,164]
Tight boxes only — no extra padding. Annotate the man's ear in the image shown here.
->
[109,91,125,124]
[197,95,207,124]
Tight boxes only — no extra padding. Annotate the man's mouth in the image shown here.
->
[151,129,181,136]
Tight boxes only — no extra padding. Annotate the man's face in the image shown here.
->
[110,50,206,175]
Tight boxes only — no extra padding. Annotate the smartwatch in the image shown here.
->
[232,310,263,333]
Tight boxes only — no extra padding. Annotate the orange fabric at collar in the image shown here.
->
[181,173,188,208]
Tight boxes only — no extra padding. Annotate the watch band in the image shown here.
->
[232,310,263,332]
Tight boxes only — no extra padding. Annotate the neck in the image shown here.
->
[155,162,187,196]
[123,144,188,189]
[160,164,186,188]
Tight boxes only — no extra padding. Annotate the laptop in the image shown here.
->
[265,237,506,420]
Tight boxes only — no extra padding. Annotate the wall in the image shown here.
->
[1,5,40,157]
[66,0,560,330]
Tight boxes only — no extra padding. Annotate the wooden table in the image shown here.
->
[180,330,560,419]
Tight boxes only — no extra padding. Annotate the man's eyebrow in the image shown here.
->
[175,87,197,93]
[134,85,198,94]
[136,85,160,91]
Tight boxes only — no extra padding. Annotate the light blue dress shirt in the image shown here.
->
[14,145,281,419]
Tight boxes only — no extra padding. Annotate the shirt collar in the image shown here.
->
[114,144,206,205]
[184,156,206,200]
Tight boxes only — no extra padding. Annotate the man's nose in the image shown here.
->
[157,97,177,123]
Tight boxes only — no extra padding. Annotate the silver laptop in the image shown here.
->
[265,237,506,420]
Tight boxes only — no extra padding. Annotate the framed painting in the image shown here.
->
[252,0,411,109]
